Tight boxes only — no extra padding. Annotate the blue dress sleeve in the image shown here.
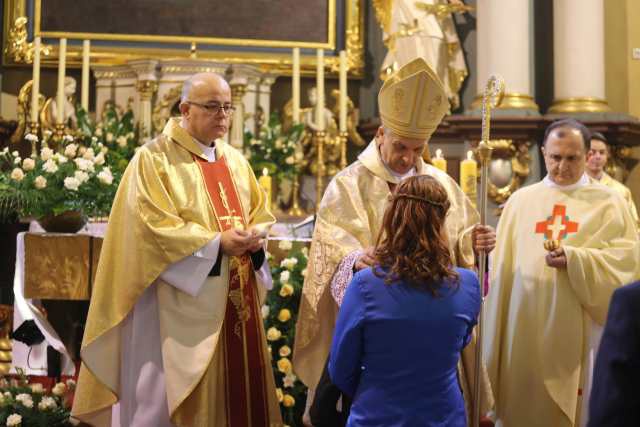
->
[462,270,481,348]
[328,273,366,397]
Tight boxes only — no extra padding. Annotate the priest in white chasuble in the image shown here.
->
[484,119,640,427]
[294,58,494,424]
[72,73,282,427]
[586,131,639,230]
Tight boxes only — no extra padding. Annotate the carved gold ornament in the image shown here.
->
[478,139,531,205]
[4,16,51,63]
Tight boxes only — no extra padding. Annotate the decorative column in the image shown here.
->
[549,0,610,113]
[473,0,538,112]
[136,80,158,137]
[230,80,247,148]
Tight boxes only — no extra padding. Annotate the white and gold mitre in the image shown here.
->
[378,58,449,140]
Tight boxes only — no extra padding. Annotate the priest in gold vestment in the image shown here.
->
[484,119,640,427]
[586,132,639,229]
[294,58,494,424]
[72,73,282,427]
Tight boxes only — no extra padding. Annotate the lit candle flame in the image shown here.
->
[436,149,443,159]
[262,168,269,176]
[467,150,474,161]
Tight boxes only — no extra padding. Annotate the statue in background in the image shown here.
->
[41,76,78,132]
[374,0,471,109]
[330,89,366,147]
[10,80,45,144]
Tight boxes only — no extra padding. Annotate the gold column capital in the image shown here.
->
[136,80,158,101]
[548,97,611,114]
[470,92,539,112]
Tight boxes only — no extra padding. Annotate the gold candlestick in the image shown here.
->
[27,121,40,156]
[287,174,305,217]
[53,123,66,148]
[339,131,348,170]
[315,130,326,212]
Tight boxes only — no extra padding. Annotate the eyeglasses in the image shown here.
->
[186,101,236,115]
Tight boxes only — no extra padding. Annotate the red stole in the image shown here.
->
[195,155,270,427]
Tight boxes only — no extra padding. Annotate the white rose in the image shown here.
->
[83,148,95,160]
[34,175,47,189]
[21,157,35,171]
[279,270,290,283]
[127,132,134,139]
[106,132,114,142]
[10,168,24,181]
[51,382,67,396]
[95,128,103,137]
[116,136,128,147]
[91,136,98,143]
[56,154,68,164]
[6,414,22,427]
[280,257,298,270]
[15,393,33,408]
[74,158,94,172]
[24,133,38,142]
[97,169,114,185]
[29,383,44,394]
[285,156,294,165]
[64,176,80,191]
[94,152,106,165]
[64,143,78,158]
[278,240,293,251]
[40,147,54,161]
[63,134,74,142]
[261,305,270,319]
[37,396,57,410]
[295,151,304,161]
[13,157,21,165]
[42,159,59,174]
[11,150,19,157]
[74,170,90,184]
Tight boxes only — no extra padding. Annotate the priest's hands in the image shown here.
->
[220,228,265,256]
[472,224,496,254]
[355,247,376,271]
[545,247,567,269]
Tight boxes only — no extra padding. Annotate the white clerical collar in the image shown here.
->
[193,138,216,162]
[379,149,416,180]
[542,173,589,190]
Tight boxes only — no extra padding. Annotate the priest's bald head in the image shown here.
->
[179,72,234,145]
[541,118,591,186]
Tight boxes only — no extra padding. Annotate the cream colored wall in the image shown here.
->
[626,0,640,119]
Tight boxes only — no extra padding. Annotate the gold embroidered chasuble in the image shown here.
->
[293,140,493,416]
[484,182,640,427]
[72,118,281,426]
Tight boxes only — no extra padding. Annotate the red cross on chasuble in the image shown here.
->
[535,203,579,241]
[195,155,271,427]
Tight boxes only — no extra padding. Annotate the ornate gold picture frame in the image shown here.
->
[3,0,365,76]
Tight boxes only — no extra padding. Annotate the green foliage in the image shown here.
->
[243,113,304,183]
[0,106,140,222]
[0,370,73,427]
[263,242,309,426]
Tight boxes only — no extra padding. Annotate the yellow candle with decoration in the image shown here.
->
[258,168,272,210]
[432,149,447,173]
[460,150,478,207]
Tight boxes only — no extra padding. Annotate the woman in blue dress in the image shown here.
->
[328,175,481,427]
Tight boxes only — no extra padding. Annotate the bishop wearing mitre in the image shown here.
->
[294,58,495,424]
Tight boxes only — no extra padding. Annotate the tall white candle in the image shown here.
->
[292,48,300,124]
[315,49,325,132]
[81,40,90,111]
[30,37,41,124]
[56,38,67,125]
[339,50,347,133]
